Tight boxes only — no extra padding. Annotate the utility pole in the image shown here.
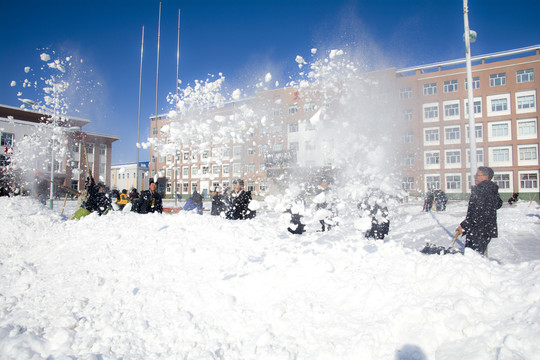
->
[463,0,477,189]
[136,25,144,192]
[174,9,181,206]
[153,1,162,181]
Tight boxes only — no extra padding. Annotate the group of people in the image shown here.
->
[75,165,504,257]
[422,189,448,212]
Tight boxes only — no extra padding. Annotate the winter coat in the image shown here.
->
[211,194,224,216]
[183,198,203,215]
[460,180,503,240]
[133,189,163,214]
[230,190,255,220]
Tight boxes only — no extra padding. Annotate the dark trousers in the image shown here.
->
[465,236,491,256]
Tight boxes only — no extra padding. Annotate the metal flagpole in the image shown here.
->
[174,9,181,206]
[153,1,162,180]
[136,25,144,192]
[463,0,477,189]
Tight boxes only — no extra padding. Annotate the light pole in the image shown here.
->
[463,0,478,190]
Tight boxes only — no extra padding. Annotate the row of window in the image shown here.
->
[402,170,539,193]
[420,144,539,169]
[155,162,267,179]
[413,90,537,123]
[165,180,268,195]
[421,118,538,145]
[71,143,107,156]
[400,69,535,99]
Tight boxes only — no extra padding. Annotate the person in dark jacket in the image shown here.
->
[210,186,224,216]
[230,179,255,220]
[222,187,234,219]
[422,190,434,212]
[358,191,390,240]
[83,180,111,216]
[132,181,163,214]
[129,188,140,201]
[508,192,519,205]
[456,166,503,256]
[183,190,203,215]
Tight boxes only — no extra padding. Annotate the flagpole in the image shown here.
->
[136,25,144,192]
[463,0,477,189]
[174,9,181,206]
[153,1,162,181]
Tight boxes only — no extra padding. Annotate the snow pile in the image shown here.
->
[1,196,539,359]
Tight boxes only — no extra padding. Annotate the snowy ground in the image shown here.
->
[1,196,539,359]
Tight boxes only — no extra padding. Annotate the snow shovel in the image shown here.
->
[420,230,462,255]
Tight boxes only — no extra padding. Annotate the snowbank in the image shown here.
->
[1,197,539,359]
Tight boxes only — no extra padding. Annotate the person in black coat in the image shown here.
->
[230,179,255,220]
[132,181,163,214]
[210,186,224,216]
[422,190,434,212]
[358,192,390,240]
[83,179,111,216]
[457,166,503,256]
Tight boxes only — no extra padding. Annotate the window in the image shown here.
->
[247,181,255,192]
[233,145,242,158]
[99,144,106,155]
[423,83,437,96]
[72,160,79,169]
[288,104,298,115]
[443,102,460,119]
[166,154,172,162]
[1,133,14,147]
[464,98,482,118]
[400,88,412,100]
[259,145,267,155]
[202,166,209,175]
[517,69,534,83]
[403,154,415,166]
[86,143,94,154]
[465,149,484,166]
[273,143,283,151]
[517,119,538,139]
[446,175,462,191]
[273,124,282,134]
[191,166,198,176]
[426,175,441,191]
[445,150,461,167]
[493,173,512,191]
[233,163,241,175]
[516,91,536,114]
[489,146,512,166]
[289,141,299,151]
[465,124,483,142]
[72,143,79,153]
[488,121,511,141]
[423,103,439,122]
[152,127,158,136]
[166,169,172,178]
[490,73,506,87]
[247,147,255,156]
[289,122,298,133]
[402,132,414,143]
[222,164,230,175]
[247,163,255,173]
[491,98,508,112]
[444,126,461,143]
[202,151,209,160]
[402,109,413,121]
[0,155,10,167]
[212,165,220,175]
[425,151,440,167]
[518,145,538,165]
[191,182,198,193]
[443,80,458,93]
[465,76,480,90]
[519,172,538,190]
[223,147,231,158]
[182,166,189,177]
[259,163,265,171]
[259,181,267,191]
[424,128,439,144]
[402,177,415,190]
[273,108,283,117]
[183,183,189,193]
[304,102,315,112]
[183,151,190,161]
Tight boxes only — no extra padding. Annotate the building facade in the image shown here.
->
[148,45,539,200]
[110,161,149,192]
[397,45,539,200]
[0,104,119,195]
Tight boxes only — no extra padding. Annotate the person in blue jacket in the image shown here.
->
[183,190,203,215]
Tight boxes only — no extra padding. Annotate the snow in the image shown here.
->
[1,196,539,359]
[40,53,50,62]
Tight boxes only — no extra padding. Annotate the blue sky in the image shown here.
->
[1,0,539,164]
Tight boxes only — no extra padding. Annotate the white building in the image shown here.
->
[110,162,150,192]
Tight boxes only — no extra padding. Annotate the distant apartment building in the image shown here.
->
[0,104,119,194]
[149,45,539,200]
[397,45,539,200]
[110,161,149,192]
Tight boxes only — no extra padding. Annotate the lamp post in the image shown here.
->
[463,0,478,190]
